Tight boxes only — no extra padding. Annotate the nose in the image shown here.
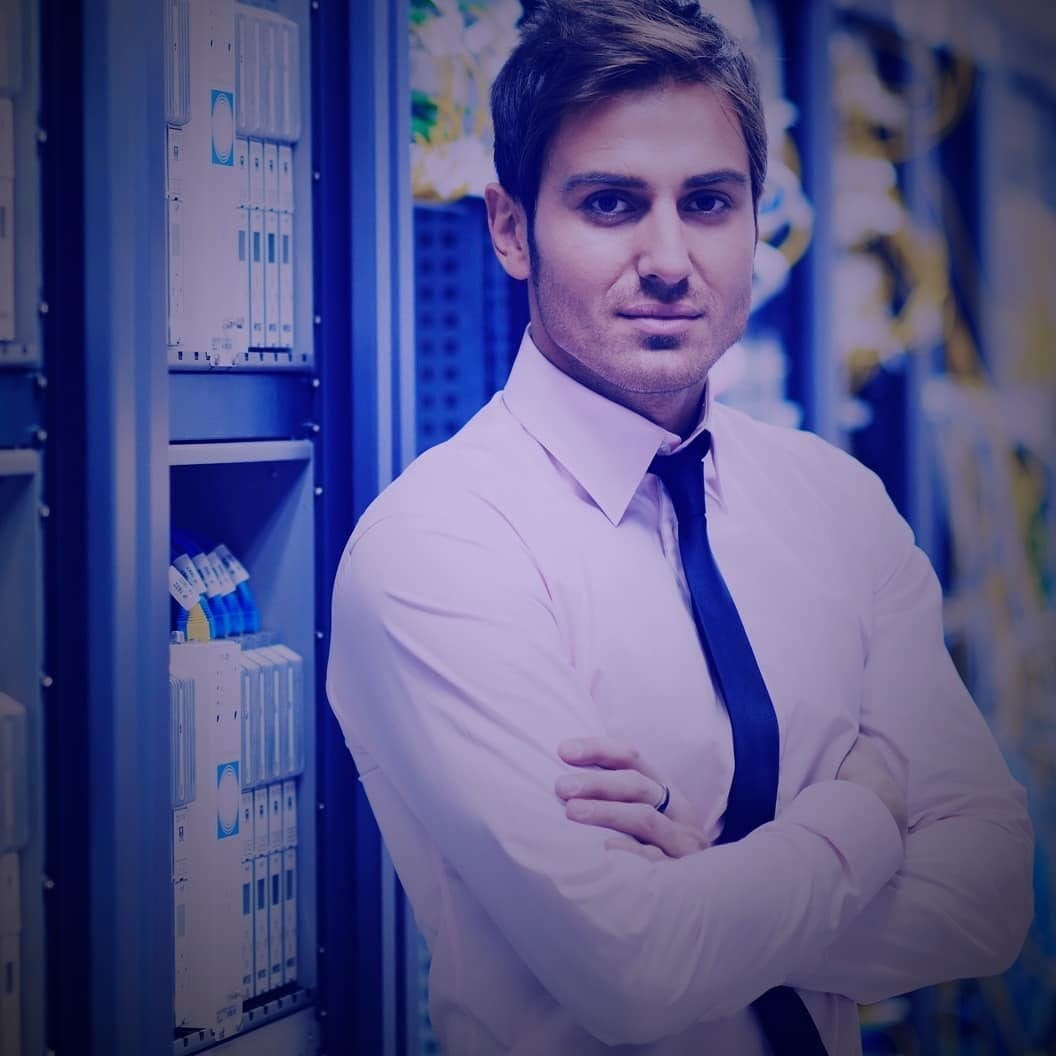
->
[635,201,692,288]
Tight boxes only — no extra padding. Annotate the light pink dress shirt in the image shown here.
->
[327,333,1032,1055]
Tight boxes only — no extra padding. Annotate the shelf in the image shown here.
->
[0,447,40,477]
[169,440,313,467]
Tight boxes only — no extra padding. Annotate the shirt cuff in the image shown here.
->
[779,780,904,896]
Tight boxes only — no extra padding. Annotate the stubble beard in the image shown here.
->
[528,233,742,398]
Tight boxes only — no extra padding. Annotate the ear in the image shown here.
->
[484,182,532,281]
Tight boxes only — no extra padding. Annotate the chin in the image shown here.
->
[642,333,682,351]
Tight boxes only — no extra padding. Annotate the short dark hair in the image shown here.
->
[491,0,767,223]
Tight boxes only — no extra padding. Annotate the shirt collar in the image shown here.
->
[501,329,725,526]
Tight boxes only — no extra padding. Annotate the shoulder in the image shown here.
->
[711,402,914,580]
[337,397,552,602]
[712,401,895,515]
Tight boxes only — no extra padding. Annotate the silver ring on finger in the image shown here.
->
[653,783,671,815]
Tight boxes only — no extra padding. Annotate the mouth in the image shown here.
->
[617,310,702,334]
[618,308,703,320]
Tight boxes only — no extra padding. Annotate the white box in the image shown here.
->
[248,208,264,348]
[169,642,244,1038]
[252,856,269,996]
[240,791,254,861]
[281,780,297,849]
[235,11,260,136]
[248,138,264,206]
[256,646,287,775]
[234,137,250,206]
[250,646,279,780]
[172,806,192,1027]
[280,21,301,142]
[282,847,297,984]
[240,858,254,1000]
[268,851,284,991]
[166,196,186,350]
[0,931,21,1056]
[229,206,249,362]
[263,141,278,208]
[253,786,268,859]
[278,211,293,349]
[267,782,283,855]
[258,19,275,137]
[239,651,259,790]
[166,0,244,368]
[263,209,279,348]
[165,0,191,125]
[269,644,304,776]
[278,144,293,212]
[166,125,186,198]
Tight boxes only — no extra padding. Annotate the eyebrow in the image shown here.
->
[561,169,749,194]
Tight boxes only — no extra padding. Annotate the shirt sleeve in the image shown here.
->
[785,468,1034,1003]
[327,502,903,1045]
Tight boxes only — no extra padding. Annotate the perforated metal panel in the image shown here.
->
[414,201,487,452]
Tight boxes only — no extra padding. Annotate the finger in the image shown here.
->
[566,799,708,859]
[555,769,662,806]
[604,836,668,861]
[566,798,674,852]
[557,737,663,783]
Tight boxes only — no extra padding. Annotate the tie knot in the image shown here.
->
[649,430,712,516]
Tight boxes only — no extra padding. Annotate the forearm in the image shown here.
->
[785,809,1034,1003]
[551,779,903,1044]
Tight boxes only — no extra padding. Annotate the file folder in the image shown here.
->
[240,791,253,863]
[249,138,264,206]
[278,211,293,349]
[267,782,283,855]
[235,11,260,137]
[253,856,269,996]
[253,787,269,859]
[268,852,284,991]
[282,779,297,849]
[169,641,243,1037]
[283,847,297,984]
[263,141,278,209]
[240,858,254,1001]
[278,145,293,213]
[249,208,264,348]
[264,208,279,347]
[269,644,304,776]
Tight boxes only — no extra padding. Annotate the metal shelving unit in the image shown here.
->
[34,0,416,1053]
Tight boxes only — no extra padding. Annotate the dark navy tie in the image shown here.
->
[650,431,829,1056]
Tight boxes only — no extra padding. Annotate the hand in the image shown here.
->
[555,736,711,860]
[836,729,909,840]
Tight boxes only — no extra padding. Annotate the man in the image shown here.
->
[327,2,1033,1053]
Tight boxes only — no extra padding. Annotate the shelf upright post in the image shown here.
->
[314,0,416,1052]
[81,0,173,1052]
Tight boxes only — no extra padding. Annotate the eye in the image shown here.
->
[583,193,635,218]
[684,192,729,216]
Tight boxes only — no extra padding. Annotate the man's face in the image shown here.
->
[525,81,757,432]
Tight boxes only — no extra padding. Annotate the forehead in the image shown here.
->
[541,81,749,189]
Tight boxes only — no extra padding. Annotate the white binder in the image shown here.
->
[282,847,297,984]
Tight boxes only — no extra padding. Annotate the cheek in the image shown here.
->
[535,225,630,297]
[700,234,756,295]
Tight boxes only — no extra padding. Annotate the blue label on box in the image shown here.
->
[211,90,235,166]
[217,761,240,838]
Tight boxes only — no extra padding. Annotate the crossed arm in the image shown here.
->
[327,495,1033,1044]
